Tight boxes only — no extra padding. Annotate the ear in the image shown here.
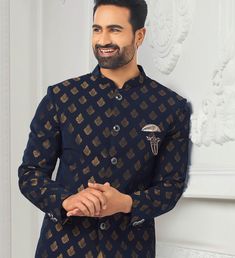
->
[135,27,146,48]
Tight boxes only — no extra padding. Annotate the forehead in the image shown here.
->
[93,5,131,27]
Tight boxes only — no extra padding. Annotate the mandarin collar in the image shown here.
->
[91,64,146,90]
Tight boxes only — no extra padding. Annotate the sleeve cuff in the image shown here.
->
[127,191,146,227]
[46,191,74,225]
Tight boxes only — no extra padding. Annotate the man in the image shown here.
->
[18,0,191,257]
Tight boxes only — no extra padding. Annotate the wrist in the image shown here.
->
[122,194,133,213]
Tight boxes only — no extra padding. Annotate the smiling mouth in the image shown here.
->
[98,48,119,57]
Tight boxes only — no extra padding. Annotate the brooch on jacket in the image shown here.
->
[141,124,161,156]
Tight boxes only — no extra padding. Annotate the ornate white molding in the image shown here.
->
[146,0,194,74]
[157,243,235,258]
[0,0,11,257]
[191,0,235,146]
[183,167,235,200]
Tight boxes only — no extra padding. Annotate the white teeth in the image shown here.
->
[100,48,116,53]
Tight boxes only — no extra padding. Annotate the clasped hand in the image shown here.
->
[62,182,132,218]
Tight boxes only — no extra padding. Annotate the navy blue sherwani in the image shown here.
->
[18,65,191,258]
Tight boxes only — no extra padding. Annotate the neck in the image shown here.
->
[100,60,140,89]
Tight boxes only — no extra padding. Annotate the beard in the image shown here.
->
[93,40,136,69]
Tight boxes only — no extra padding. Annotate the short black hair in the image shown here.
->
[93,0,148,33]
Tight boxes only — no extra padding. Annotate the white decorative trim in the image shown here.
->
[191,0,235,146]
[0,0,11,257]
[183,168,235,200]
[146,0,194,74]
[157,243,235,258]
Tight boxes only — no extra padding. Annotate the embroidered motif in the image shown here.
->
[141,124,161,156]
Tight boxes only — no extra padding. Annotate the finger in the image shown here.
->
[78,196,95,216]
[67,208,84,216]
[67,209,76,217]
[87,188,108,210]
[67,208,82,217]
[96,211,104,218]
[84,192,101,214]
[69,206,100,217]
[62,195,79,211]
[88,182,107,192]
[76,200,92,216]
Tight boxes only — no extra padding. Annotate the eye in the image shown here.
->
[111,28,121,32]
[92,27,101,33]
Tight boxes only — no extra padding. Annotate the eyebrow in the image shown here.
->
[92,24,124,30]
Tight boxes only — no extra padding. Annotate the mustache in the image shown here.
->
[95,44,119,50]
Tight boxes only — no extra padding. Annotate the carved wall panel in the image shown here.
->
[191,0,235,146]
[146,0,194,74]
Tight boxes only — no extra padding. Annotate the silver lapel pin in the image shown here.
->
[141,124,161,156]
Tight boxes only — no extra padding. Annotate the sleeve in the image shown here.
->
[18,86,74,225]
[128,98,191,227]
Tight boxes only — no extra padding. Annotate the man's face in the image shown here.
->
[92,5,137,69]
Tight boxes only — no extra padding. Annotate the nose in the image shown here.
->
[97,31,112,46]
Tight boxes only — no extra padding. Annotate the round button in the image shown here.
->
[111,157,117,165]
[115,93,123,101]
[113,125,120,132]
[100,222,107,230]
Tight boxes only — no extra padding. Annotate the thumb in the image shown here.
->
[104,182,110,186]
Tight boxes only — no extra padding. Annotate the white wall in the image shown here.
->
[42,0,92,86]
[10,1,45,257]
[6,0,235,257]
[0,1,11,257]
[141,0,235,257]
[9,1,92,257]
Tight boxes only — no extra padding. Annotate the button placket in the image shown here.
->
[109,89,123,167]
[110,90,120,166]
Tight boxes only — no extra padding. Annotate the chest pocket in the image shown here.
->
[140,123,163,157]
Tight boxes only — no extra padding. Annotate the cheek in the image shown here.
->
[91,35,99,45]
[118,34,136,47]
[91,38,96,46]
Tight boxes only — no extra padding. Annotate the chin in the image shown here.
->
[99,62,125,70]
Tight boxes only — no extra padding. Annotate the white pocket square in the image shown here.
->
[141,124,161,133]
